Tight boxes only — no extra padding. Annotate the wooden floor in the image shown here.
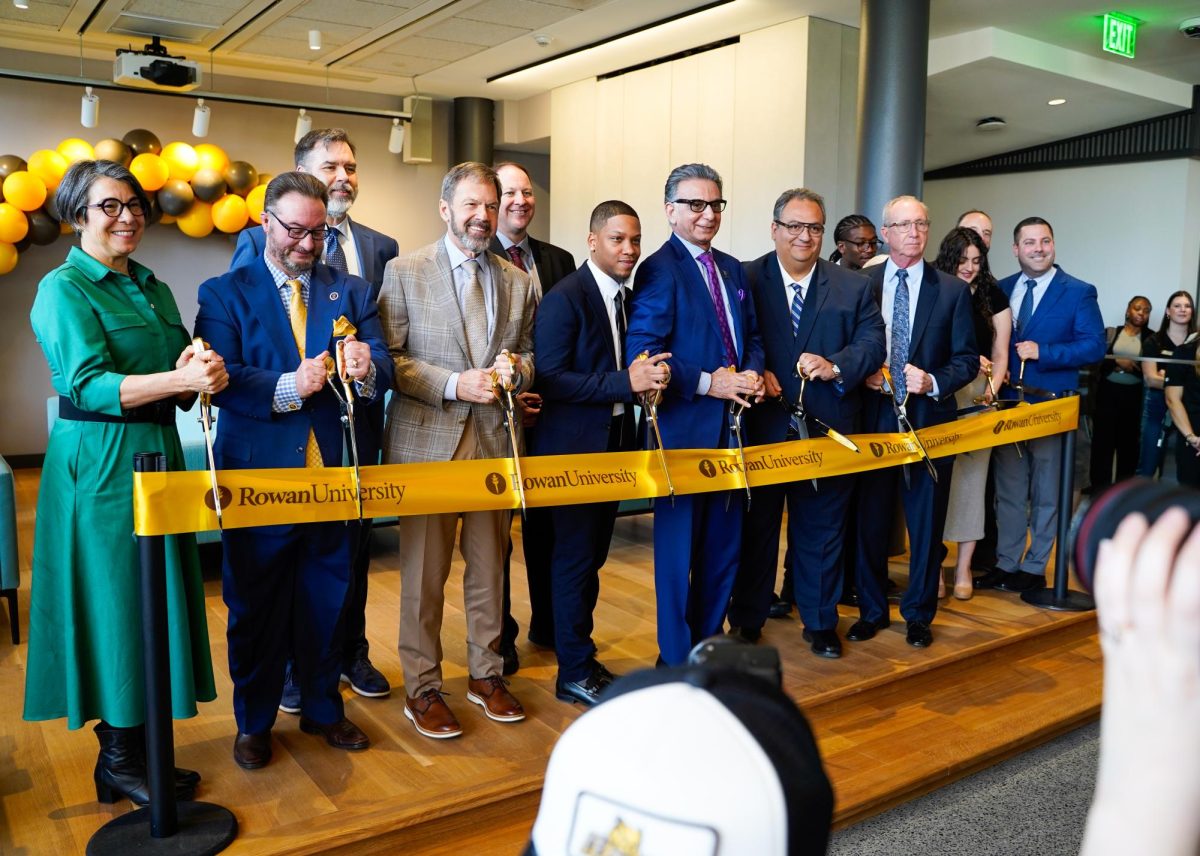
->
[0,469,1101,854]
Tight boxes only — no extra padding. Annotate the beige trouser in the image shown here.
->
[398,415,508,697]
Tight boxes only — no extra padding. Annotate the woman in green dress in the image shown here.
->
[24,160,228,805]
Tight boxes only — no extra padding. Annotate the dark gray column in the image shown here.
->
[855,0,930,225]
[453,97,494,165]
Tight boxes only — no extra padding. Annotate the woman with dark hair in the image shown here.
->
[828,214,878,270]
[1090,296,1154,491]
[1137,291,1196,477]
[23,160,228,805]
[933,227,1010,599]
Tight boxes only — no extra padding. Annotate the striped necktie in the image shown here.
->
[287,279,324,468]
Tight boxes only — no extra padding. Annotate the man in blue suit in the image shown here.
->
[230,128,399,703]
[625,163,765,666]
[976,217,1105,592]
[849,196,977,649]
[196,172,393,769]
[727,189,885,658]
[532,201,670,704]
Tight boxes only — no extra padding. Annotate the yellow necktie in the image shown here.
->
[287,279,323,468]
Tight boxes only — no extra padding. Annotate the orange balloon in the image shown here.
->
[176,200,214,238]
[0,242,16,276]
[245,184,267,223]
[27,149,69,191]
[129,153,169,192]
[194,144,229,174]
[159,213,177,226]
[2,172,47,212]
[0,203,29,243]
[60,220,74,235]
[211,194,249,234]
[56,138,95,165]
[161,141,199,182]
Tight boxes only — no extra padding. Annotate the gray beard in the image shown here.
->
[327,196,352,221]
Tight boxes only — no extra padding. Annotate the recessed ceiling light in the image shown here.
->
[976,116,1007,131]
[1048,98,1067,106]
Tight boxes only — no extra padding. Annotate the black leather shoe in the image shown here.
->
[845,617,890,642]
[802,628,842,659]
[233,732,272,770]
[299,716,370,751]
[973,568,1012,590]
[997,571,1046,593]
[527,630,556,650]
[838,590,860,607]
[341,655,391,698]
[905,620,933,648]
[727,625,762,643]
[500,642,520,676]
[556,662,618,707]
[768,595,793,619]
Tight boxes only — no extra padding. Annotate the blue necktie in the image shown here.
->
[789,282,805,436]
[324,228,348,273]
[1016,278,1035,335]
[890,268,910,373]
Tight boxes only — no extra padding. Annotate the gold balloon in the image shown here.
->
[222,161,258,197]
[157,179,195,217]
[27,149,69,191]
[212,194,249,233]
[176,200,214,238]
[0,203,29,244]
[130,153,170,192]
[123,129,162,156]
[0,242,16,276]
[56,138,96,164]
[161,141,199,182]
[190,168,227,203]
[0,155,28,180]
[2,172,47,212]
[194,144,230,174]
[245,184,267,223]
[93,139,132,167]
[160,213,177,226]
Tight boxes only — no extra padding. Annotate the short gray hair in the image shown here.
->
[441,161,501,205]
[882,195,928,226]
[772,188,825,222]
[57,160,151,233]
[664,163,723,202]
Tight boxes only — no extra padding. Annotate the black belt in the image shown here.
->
[58,396,176,426]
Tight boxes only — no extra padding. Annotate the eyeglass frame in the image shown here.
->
[671,198,728,214]
[773,219,825,237]
[86,198,147,219]
[265,209,329,242]
[883,219,931,233]
[838,237,882,251]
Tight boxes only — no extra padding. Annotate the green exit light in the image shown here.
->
[1103,12,1137,58]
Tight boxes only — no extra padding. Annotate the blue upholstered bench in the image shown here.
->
[0,454,21,643]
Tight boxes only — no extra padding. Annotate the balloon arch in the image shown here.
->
[0,128,268,276]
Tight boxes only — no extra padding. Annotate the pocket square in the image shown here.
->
[332,315,357,337]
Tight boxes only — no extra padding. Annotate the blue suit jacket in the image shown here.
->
[531,263,634,456]
[865,262,978,429]
[626,235,764,449]
[195,260,392,470]
[744,255,885,443]
[999,265,1105,399]
[230,217,399,300]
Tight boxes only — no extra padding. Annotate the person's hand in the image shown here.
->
[457,368,497,403]
[516,391,541,427]
[762,369,783,399]
[177,343,228,394]
[1015,340,1039,361]
[707,367,759,408]
[295,351,330,399]
[1115,358,1136,373]
[629,352,671,394]
[979,354,993,376]
[865,369,884,391]
[796,353,835,381]
[340,334,371,380]
[492,350,520,389]
[903,363,933,395]
[1187,433,1200,457]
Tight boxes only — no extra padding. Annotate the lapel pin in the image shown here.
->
[329,291,339,300]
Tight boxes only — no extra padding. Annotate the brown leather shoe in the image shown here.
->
[298,716,370,751]
[233,732,271,770]
[404,689,463,739]
[467,676,526,723]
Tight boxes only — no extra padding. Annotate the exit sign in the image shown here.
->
[1103,12,1137,58]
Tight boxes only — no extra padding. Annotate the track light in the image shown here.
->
[309,30,321,51]
[388,118,406,154]
[192,98,210,137]
[81,86,99,128]
[295,108,312,143]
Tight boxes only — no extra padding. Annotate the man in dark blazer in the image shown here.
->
[490,161,577,672]
[229,129,399,704]
[976,217,1104,592]
[531,200,670,705]
[727,189,885,658]
[196,172,393,769]
[849,195,977,649]
[625,163,765,667]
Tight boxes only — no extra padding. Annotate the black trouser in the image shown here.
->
[1089,379,1144,492]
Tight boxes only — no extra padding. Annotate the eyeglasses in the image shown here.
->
[266,210,328,242]
[773,220,825,237]
[840,238,881,251]
[87,198,147,219]
[672,198,727,213]
[884,219,930,233]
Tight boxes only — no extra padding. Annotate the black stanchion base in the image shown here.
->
[86,801,237,856]
[1021,587,1095,612]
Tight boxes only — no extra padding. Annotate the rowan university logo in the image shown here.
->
[485,473,507,495]
[698,459,717,478]
[869,442,886,458]
[202,485,232,510]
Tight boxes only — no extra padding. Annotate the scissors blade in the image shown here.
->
[813,416,861,453]
[792,374,818,491]
[335,341,364,519]
[644,403,676,502]
[880,366,937,484]
[192,337,223,528]
[502,388,527,515]
[729,404,752,508]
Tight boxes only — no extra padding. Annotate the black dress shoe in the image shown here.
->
[233,732,272,770]
[768,595,793,619]
[527,630,556,650]
[500,642,520,676]
[727,625,762,643]
[973,567,1012,590]
[997,571,1046,593]
[845,617,890,641]
[299,716,370,751]
[838,590,860,607]
[802,628,842,659]
[556,662,618,707]
[905,620,933,648]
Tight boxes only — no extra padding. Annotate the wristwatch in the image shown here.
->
[831,364,842,381]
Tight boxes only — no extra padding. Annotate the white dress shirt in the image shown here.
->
[587,259,628,416]
[882,257,939,398]
[678,236,738,396]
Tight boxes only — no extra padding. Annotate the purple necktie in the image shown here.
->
[698,251,737,367]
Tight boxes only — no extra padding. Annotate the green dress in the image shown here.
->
[24,246,216,729]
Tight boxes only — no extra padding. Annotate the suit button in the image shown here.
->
[296,447,303,454]
[288,403,299,411]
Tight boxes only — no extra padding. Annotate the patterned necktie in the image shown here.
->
[613,289,626,368]
[287,279,323,468]
[506,244,527,273]
[1016,278,1036,336]
[890,268,910,374]
[790,281,804,336]
[461,259,488,365]
[324,228,348,273]
[698,251,737,367]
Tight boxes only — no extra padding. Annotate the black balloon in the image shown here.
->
[0,155,28,180]
[190,168,227,203]
[28,210,60,246]
[94,139,133,167]
[223,161,258,196]
[147,195,164,225]
[14,236,31,252]
[122,129,162,157]
[157,179,195,216]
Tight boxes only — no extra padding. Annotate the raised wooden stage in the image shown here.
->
[0,469,1100,854]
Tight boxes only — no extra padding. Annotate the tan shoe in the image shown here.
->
[404,689,463,739]
[953,576,974,601]
[467,676,526,723]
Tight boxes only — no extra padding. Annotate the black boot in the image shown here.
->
[93,722,196,805]
[131,724,201,791]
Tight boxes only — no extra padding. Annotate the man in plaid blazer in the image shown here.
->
[377,162,537,739]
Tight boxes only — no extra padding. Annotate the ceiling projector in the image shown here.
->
[114,36,201,91]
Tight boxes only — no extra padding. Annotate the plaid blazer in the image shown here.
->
[378,239,536,463]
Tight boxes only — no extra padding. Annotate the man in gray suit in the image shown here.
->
[378,162,536,739]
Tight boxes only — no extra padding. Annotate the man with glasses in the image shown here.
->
[196,172,393,769]
[727,189,884,658]
[625,163,765,666]
[849,195,977,649]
